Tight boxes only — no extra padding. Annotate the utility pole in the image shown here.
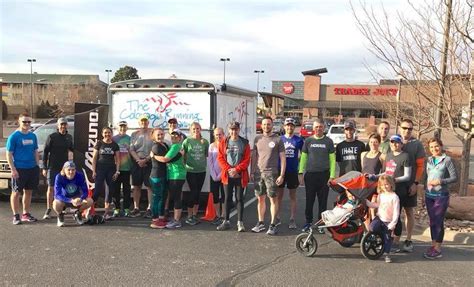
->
[434,0,453,140]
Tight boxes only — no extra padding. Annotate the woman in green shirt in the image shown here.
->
[182,122,209,225]
[154,130,186,229]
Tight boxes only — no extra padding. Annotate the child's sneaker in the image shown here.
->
[74,210,84,225]
[384,254,392,263]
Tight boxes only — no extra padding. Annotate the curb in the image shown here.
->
[412,224,474,245]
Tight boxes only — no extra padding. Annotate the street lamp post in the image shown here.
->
[105,69,112,85]
[27,59,36,116]
[254,70,264,92]
[220,58,230,84]
[395,76,403,132]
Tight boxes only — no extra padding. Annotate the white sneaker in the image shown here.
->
[237,221,245,232]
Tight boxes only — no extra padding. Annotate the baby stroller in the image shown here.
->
[295,171,384,260]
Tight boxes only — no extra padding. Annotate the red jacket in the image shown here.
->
[217,136,251,187]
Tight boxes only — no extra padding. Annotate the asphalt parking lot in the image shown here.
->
[1,184,473,286]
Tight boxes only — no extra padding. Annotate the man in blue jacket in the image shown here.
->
[53,161,93,227]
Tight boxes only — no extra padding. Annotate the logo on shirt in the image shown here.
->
[65,183,78,195]
[22,139,34,146]
[268,142,275,148]
[310,143,326,148]
[284,142,296,158]
[385,160,397,177]
[100,147,115,155]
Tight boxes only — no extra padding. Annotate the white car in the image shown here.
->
[326,124,359,146]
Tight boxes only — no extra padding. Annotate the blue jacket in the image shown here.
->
[423,154,457,197]
[54,172,88,203]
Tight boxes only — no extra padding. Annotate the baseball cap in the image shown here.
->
[344,121,356,129]
[390,134,403,144]
[228,121,240,129]
[57,118,68,125]
[168,118,178,124]
[170,129,183,136]
[117,121,128,126]
[284,118,295,126]
[138,114,149,121]
[63,160,76,169]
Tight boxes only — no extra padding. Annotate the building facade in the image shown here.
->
[0,73,107,118]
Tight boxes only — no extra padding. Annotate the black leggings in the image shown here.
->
[304,171,329,223]
[224,177,244,221]
[168,180,185,210]
[186,172,206,208]
[210,177,225,204]
[113,171,131,210]
[93,165,116,203]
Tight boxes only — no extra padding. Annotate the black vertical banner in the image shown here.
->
[73,103,109,189]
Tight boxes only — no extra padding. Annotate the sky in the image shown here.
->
[0,0,409,91]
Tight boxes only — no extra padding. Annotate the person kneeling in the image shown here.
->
[53,161,93,227]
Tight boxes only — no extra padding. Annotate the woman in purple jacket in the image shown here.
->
[53,161,93,227]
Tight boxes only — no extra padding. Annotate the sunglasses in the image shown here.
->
[22,121,31,124]
[401,127,413,131]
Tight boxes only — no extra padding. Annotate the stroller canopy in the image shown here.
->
[329,171,377,200]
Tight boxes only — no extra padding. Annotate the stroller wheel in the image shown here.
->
[295,233,318,257]
[360,232,385,260]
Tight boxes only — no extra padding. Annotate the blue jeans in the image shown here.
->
[370,216,393,254]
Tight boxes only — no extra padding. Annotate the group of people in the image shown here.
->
[6,113,457,262]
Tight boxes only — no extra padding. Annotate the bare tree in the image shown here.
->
[352,0,473,196]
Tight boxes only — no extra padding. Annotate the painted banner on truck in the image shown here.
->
[73,103,109,188]
[112,91,211,129]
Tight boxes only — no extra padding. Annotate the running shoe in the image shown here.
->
[384,255,392,263]
[143,209,152,219]
[251,222,266,233]
[192,215,201,225]
[288,219,297,229]
[390,244,401,253]
[57,213,65,227]
[103,213,113,221]
[185,216,197,226]
[21,213,37,222]
[123,209,131,217]
[129,208,141,217]
[402,240,414,253]
[211,216,221,225]
[217,220,230,231]
[301,223,312,232]
[423,246,435,257]
[156,218,167,229]
[166,219,182,229]
[237,221,245,232]
[274,217,281,227]
[424,248,442,259]
[113,209,121,218]
[74,210,84,225]
[12,214,21,225]
[150,219,160,229]
[43,208,52,220]
[266,224,277,235]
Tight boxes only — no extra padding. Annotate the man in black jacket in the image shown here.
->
[42,118,74,219]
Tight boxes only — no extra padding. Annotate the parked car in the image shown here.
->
[0,122,75,198]
[272,119,284,135]
[300,121,314,138]
[293,117,302,126]
[326,124,359,146]
[256,118,263,133]
[324,119,335,134]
